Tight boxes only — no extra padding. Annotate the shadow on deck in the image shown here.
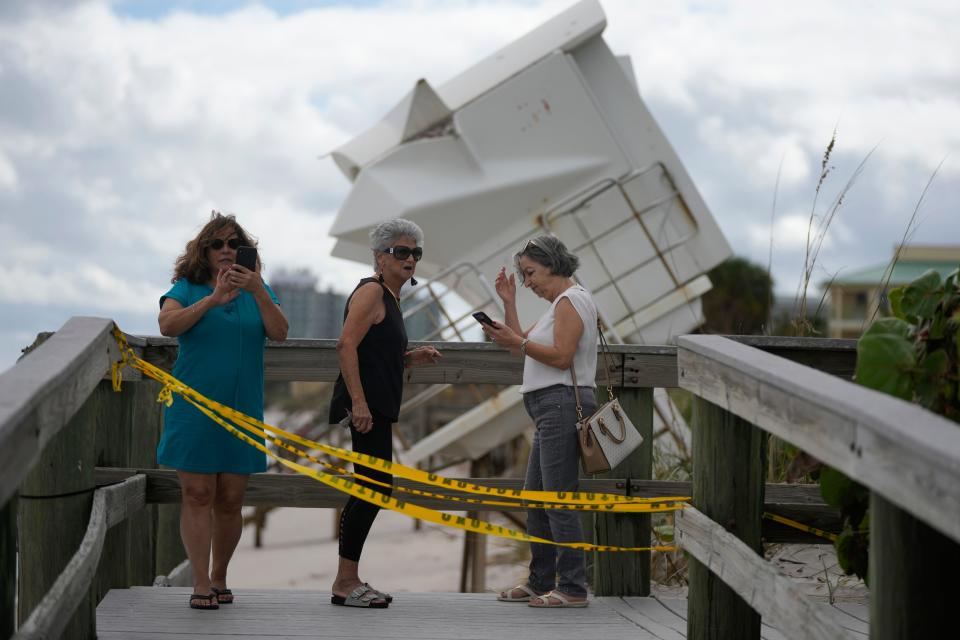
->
[96,588,869,640]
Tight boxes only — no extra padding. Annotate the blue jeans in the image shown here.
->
[522,384,596,597]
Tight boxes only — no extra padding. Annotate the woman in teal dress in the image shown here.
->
[158,212,288,610]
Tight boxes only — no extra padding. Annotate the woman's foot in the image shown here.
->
[497,584,544,602]
[189,593,219,610]
[330,581,389,608]
[528,590,589,608]
[210,586,234,604]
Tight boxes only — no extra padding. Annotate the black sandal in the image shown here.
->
[189,593,219,610]
[211,587,234,604]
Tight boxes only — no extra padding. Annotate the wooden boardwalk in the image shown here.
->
[97,588,869,639]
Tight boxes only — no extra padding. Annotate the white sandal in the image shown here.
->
[496,584,541,602]
[528,590,589,608]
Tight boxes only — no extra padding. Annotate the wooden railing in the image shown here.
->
[675,335,960,640]
[0,317,865,639]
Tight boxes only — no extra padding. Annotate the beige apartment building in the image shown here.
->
[826,245,960,338]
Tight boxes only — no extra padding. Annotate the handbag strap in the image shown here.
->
[596,319,615,402]
[569,316,616,420]
[570,364,584,421]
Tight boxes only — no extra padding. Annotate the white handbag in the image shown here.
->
[571,324,644,474]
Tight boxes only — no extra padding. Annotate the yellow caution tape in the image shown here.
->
[114,328,687,509]
[183,392,676,552]
[111,327,687,551]
[763,511,838,543]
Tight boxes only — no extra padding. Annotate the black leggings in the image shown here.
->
[338,415,393,562]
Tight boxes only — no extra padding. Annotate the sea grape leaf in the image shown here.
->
[855,333,916,400]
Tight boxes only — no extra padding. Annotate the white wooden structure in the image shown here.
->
[326,0,730,465]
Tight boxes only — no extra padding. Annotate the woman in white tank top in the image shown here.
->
[482,234,598,609]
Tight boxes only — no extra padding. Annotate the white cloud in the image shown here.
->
[0,263,157,313]
[0,0,958,369]
[0,151,17,192]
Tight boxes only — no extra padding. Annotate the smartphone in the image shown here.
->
[235,246,257,271]
[472,311,496,326]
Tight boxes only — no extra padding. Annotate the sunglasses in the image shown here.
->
[385,246,423,261]
[209,237,242,250]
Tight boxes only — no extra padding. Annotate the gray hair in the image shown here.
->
[369,218,424,269]
[514,233,580,278]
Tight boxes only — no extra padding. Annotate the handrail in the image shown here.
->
[0,317,118,507]
[13,475,145,640]
[675,506,853,640]
[678,334,960,544]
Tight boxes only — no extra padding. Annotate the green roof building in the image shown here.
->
[826,245,960,338]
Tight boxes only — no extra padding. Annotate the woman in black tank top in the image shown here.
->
[327,218,440,609]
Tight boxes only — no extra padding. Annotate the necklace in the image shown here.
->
[377,274,402,312]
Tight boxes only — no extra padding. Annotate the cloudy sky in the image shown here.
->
[1,0,958,370]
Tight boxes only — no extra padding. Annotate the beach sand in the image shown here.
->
[228,506,867,603]
[229,506,528,594]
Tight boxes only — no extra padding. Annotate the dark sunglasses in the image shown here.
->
[209,237,241,250]
[385,246,423,261]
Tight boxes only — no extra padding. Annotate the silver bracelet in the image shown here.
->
[519,338,529,357]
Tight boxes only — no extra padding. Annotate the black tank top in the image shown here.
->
[329,278,408,424]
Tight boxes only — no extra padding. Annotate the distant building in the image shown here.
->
[268,270,346,339]
[825,245,960,338]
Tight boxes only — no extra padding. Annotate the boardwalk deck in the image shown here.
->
[96,588,868,639]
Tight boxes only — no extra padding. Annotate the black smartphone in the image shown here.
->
[235,246,257,271]
[472,311,496,326]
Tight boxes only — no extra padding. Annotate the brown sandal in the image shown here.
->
[189,593,219,610]
[211,587,233,604]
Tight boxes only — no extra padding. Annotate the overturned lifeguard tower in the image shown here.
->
[327,0,731,464]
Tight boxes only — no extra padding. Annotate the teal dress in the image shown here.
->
[157,278,279,474]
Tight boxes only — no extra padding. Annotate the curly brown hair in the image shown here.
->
[171,211,258,284]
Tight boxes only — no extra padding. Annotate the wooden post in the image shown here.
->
[125,379,164,584]
[92,379,131,603]
[469,510,487,593]
[18,384,100,639]
[155,502,185,577]
[93,378,164,601]
[870,494,960,638]
[1,496,16,639]
[152,385,186,578]
[593,386,653,596]
[459,527,473,593]
[460,457,488,593]
[687,397,766,640]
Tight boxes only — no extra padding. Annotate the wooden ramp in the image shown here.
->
[97,588,869,639]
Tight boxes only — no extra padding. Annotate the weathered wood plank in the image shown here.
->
[0,497,15,639]
[677,335,960,544]
[676,506,853,640]
[94,468,839,543]
[96,589,661,639]
[687,397,765,640]
[137,336,854,388]
[141,337,679,387]
[659,598,793,640]
[869,493,959,639]
[594,387,653,596]
[725,336,856,380]
[827,603,869,636]
[14,475,145,640]
[618,597,686,639]
[0,317,118,506]
[95,588,867,639]
[18,383,101,637]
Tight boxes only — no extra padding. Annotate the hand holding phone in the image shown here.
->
[472,311,497,326]
[235,246,257,272]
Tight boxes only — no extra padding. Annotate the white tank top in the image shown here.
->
[519,285,598,393]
